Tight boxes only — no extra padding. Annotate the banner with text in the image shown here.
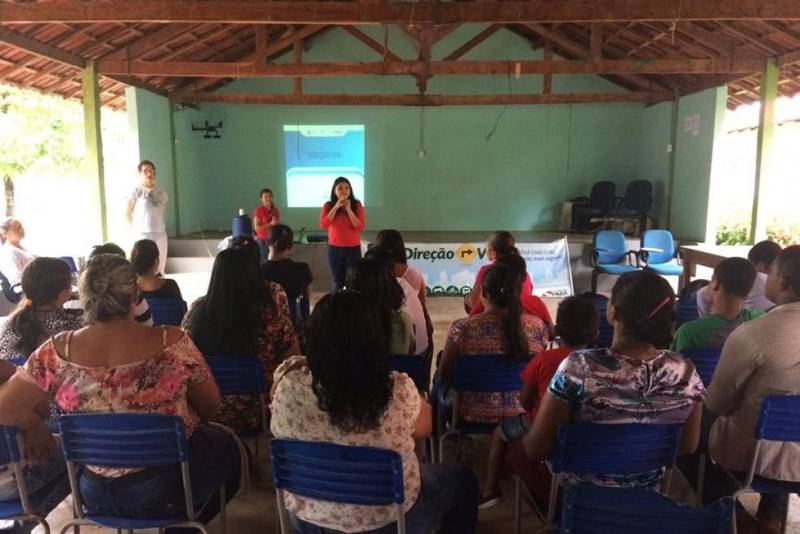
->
[385,238,574,298]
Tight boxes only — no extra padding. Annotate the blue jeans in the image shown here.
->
[326,245,361,290]
[78,425,240,533]
[291,463,479,534]
[256,239,268,263]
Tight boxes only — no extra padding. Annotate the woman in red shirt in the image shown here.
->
[319,177,366,290]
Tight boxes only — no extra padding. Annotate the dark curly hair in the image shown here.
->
[305,290,392,433]
[482,263,529,363]
[611,270,675,349]
[346,257,405,350]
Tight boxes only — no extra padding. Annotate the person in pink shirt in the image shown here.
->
[319,177,366,290]
[465,231,533,314]
[253,188,280,262]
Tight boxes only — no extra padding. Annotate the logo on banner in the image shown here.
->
[456,243,478,265]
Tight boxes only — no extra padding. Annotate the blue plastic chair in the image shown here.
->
[58,256,78,274]
[638,230,684,280]
[732,395,800,534]
[560,484,734,534]
[590,230,638,293]
[145,297,188,326]
[270,439,407,534]
[0,426,52,533]
[676,295,700,326]
[682,347,722,387]
[7,356,26,367]
[58,413,227,534]
[289,296,310,325]
[205,355,268,454]
[436,354,525,462]
[390,354,428,392]
[538,423,682,527]
[0,271,22,305]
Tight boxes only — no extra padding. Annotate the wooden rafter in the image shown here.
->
[96,58,765,78]
[4,1,800,25]
[443,24,502,61]
[342,26,401,61]
[171,91,673,106]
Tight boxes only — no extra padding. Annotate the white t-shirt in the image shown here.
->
[128,185,167,235]
[0,242,34,285]
[696,272,773,317]
[397,277,428,354]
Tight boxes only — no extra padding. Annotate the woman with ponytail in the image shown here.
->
[439,263,549,423]
[0,258,81,360]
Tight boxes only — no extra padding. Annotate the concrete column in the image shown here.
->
[82,60,108,242]
[751,57,778,244]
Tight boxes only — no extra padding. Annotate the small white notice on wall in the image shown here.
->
[684,114,701,136]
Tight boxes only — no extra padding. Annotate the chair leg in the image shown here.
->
[546,474,559,526]
[219,483,227,534]
[696,453,706,507]
[513,476,521,534]
[591,269,599,294]
[781,493,790,534]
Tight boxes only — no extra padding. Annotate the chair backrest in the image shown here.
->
[588,181,616,212]
[552,423,682,476]
[583,293,614,348]
[270,438,405,506]
[0,271,21,304]
[675,296,700,326]
[754,395,800,442]
[622,180,653,213]
[682,347,722,387]
[390,354,428,392]
[560,484,734,534]
[290,296,310,324]
[641,230,676,265]
[7,356,26,367]
[145,297,188,326]
[593,230,628,265]
[59,256,78,274]
[205,355,266,396]
[451,354,525,393]
[0,425,22,467]
[59,413,197,521]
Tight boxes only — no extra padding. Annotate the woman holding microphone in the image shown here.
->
[319,177,365,290]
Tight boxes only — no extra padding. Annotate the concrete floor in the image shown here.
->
[31,293,800,533]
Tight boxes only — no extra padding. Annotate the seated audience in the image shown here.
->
[365,246,429,355]
[183,242,299,434]
[672,257,761,353]
[0,258,83,360]
[439,264,549,423]
[64,243,154,325]
[523,270,704,499]
[260,224,313,310]
[481,295,598,509]
[270,290,478,534]
[0,218,35,285]
[0,253,239,529]
[697,240,782,316]
[702,245,800,533]
[130,239,183,300]
[495,253,553,328]
[348,258,414,355]
[465,231,533,314]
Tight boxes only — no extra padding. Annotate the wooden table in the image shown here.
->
[679,244,751,292]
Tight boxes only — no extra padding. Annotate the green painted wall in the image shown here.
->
[126,87,179,236]
[128,26,727,239]
[670,87,728,242]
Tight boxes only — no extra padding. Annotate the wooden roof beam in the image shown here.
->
[99,23,195,61]
[98,58,765,77]
[171,91,673,106]
[342,26,401,61]
[0,27,84,68]
[443,24,503,61]
[5,1,800,24]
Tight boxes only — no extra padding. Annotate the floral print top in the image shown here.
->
[14,332,212,477]
[446,310,549,422]
[0,308,84,360]
[270,357,421,533]
[549,348,706,488]
[182,282,297,433]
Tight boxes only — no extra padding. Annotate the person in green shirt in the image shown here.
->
[672,257,763,353]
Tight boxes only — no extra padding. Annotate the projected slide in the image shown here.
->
[284,125,365,208]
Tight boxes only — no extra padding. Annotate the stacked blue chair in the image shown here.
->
[590,230,638,293]
[731,395,800,534]
[560,484,733,534]
[270,439,407,534]
[205,355,268,456]
[436,354,525,462]
[681,346,723,505]
[523,422,682,531]
[145,297,188,326]
[0,426,51,533]
[638,230,684,283]
[58,413,228,534]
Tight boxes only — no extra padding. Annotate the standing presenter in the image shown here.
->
[319,177,365,290]
[126,160,168,274]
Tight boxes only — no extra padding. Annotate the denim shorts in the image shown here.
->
[499,413,530,443]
